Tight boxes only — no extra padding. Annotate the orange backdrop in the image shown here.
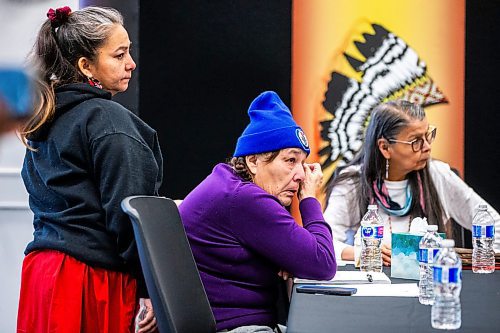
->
[291,0,465,219]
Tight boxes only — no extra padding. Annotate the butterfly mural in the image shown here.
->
[320,24,448,174]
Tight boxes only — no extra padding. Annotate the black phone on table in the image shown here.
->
[296,285,357,296]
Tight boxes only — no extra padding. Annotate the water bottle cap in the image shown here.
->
[367,204,378,210]
[477,204,488,211]
[426,225,438,232]
[441,239,455,248]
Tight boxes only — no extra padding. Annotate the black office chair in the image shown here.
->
[121,196,216,333]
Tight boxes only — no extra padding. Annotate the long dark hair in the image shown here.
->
[20,7,123,146]
[324,100,445,231]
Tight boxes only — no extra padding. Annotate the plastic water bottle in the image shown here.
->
[418,224,441,305]
[472,204,495,273]
[360,205,383,272]
[135,298,148,332]
[431,239,462,330]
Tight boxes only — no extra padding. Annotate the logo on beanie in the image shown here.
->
[296,129,309,149]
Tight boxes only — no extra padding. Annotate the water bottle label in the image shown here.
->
[431,248,440,264]
[473,225,495,238]
[486,225,494,237]
[418,248,439,264]
[433,266,462,284]
[418,249,428,263]
[472,225,480,237]
[361,225,384,239]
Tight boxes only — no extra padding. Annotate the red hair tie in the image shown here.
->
[47,6,72,29]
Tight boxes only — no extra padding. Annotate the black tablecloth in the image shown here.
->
[287,268,500,333]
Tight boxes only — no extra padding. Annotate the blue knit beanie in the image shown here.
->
[233,91,310,157]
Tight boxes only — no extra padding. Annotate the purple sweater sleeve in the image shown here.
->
[230,187,336,280]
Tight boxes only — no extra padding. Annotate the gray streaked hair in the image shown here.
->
[21,6,125,146]
[30,6,123,85]
[55,7,123,65]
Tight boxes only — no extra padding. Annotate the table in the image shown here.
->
[286,268,500,333]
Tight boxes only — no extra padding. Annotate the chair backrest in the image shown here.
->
[121,196,216,333]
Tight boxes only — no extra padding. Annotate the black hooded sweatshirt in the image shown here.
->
[22,83,163,295]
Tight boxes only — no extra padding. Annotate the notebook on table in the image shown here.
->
[294,270,391,285]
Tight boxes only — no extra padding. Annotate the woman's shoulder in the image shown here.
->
[83,99,156,144]
[211,164,269,199]
[336,163,361,172]
[83,97,137,124]
[427,159,467,196]
[232,177,284,211]
[428,159,455,177]
[329,164,361,192]
[55,86,135,127]
[339,164,361,175]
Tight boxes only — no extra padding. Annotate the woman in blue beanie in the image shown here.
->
[179,91,337,332]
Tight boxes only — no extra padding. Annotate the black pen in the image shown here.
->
[366,273,373,283]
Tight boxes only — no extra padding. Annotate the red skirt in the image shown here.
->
[17,250,138,333]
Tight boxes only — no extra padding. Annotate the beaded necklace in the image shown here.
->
[387,214,413,234]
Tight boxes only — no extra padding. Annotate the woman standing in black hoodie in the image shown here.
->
[17,6,161,333]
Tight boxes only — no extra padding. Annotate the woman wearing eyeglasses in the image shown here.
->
[323,100,500,266]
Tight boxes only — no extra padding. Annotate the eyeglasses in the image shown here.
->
[387,126,437,152]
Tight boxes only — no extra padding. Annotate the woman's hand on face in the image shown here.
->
[381,243,392,266]
[298,163,323,201]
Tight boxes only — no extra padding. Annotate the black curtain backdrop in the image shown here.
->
[465,0,500,211]
[140,1,292,198]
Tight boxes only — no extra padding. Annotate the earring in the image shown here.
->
[385,159,389,179]
[87,76,103,89]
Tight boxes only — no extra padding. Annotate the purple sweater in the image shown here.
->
[179,164,336,330]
